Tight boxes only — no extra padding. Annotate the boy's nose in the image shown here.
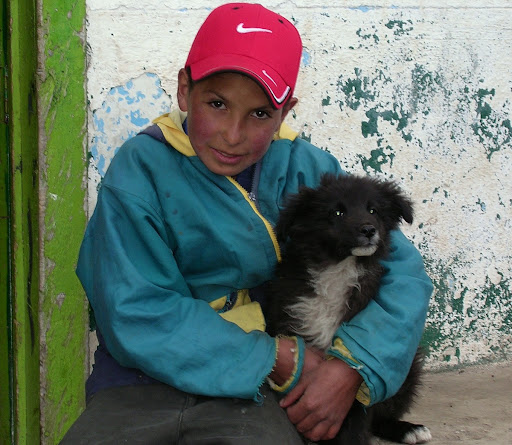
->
[222,117,245,146]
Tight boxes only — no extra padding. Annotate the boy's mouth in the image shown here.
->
[215,148,237,157]
[212,147,243,163]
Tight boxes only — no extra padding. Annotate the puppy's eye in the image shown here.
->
[368,208,377,215]
[329,206,345,220]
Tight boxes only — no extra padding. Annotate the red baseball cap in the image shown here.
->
[185,3,302,109]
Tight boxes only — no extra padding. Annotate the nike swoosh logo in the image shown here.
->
[236,23,272,34]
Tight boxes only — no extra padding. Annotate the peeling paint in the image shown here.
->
[357,142,395,173]
[302,49,312,67]
[385,19,414,37]
[88,73,172,212]
[472,87,511,160]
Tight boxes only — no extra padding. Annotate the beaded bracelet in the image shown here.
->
[267,335,305,394]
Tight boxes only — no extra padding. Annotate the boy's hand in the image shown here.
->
[279,358,363,442]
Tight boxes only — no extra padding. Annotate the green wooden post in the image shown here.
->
[1,0,13,441]
[8,0,41,443]
[38,0,89,443]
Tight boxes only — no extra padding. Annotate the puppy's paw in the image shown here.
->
[403,425,432,444]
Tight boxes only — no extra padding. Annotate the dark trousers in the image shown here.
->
[59,384,306,445]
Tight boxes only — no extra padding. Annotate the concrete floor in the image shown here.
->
[377,361,512,444]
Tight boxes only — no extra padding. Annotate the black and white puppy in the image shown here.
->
[266,173,431,445]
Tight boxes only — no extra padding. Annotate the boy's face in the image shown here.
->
[177,69,297,177]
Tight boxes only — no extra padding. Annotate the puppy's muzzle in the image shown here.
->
[352,224,379,256]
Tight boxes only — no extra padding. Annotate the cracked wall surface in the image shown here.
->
[85,1,512,370]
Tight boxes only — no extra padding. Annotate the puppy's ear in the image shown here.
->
[381,181,414,225]
[275,207,295,243]
[319,172,338,187]
[396,194,414,224]
[275,186,315,242]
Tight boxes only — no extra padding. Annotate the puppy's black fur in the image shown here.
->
[266,173,430,445]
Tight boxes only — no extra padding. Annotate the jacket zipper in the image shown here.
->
[247,161,261,206]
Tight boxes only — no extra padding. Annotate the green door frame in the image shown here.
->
[1,0,88,443]
[2,0,41,443]
[38,0,89,442]
[1,0,14,441]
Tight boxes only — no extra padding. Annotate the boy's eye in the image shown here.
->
[252,109,270,119]
[210,100,225,109]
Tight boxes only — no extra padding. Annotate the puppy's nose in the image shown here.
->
[360,224,376,239]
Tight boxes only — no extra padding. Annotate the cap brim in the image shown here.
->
[189,54,292,109]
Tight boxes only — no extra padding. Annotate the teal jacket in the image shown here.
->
[77,111,432,405]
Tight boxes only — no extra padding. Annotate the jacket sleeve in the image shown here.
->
[77,182,276,400]
[327,230,433,406]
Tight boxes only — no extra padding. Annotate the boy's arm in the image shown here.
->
[327,229,433,405]
[77,183,276,401]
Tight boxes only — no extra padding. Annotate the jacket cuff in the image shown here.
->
[327,338,372,406]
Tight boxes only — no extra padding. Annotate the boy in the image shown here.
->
[61,3,432,444]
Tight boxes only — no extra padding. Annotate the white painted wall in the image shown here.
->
[85,0,512,369]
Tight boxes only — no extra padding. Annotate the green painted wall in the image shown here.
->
[38,0,88,443]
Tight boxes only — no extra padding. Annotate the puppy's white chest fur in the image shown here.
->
[284,256,364,350]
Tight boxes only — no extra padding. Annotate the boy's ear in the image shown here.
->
[280,97,298,123]
[177,68,190,112]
